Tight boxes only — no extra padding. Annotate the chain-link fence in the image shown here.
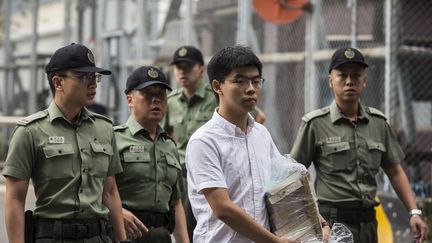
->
[1,0,432,242]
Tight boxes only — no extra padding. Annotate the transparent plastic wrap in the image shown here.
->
[265,155,353,243]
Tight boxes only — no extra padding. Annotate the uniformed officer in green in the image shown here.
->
[3,43,128,243]
[115,66,189,243]
[290,47,427,243]
[161,46,212,241]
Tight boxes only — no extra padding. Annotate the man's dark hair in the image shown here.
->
[207,46,262,103]
[47,71,66,95]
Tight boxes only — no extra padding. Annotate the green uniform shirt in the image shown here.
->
[162,82,215,164]
[291,101,405,208]
[114,117,182,213]
[2,102,122,218]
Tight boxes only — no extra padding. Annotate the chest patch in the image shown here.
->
[48,136,65,144]
[326,136,341,144]
[129,145,145,153]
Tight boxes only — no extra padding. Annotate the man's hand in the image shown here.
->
[318,214,330,243]
[277,238,300,243]
[122,208,149,239]
[321,223,331,243]
[410,215,428,243]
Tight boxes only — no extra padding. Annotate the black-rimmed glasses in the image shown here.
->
[227,77,265,89]
[61,72,102,84]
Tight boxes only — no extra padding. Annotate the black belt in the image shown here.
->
[35,218,109,240]
[320,205,376,224]
[131,210,170,229]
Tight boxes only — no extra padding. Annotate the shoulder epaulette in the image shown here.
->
[302,107,330,122]
[17,110,48,126]
[92,112,113,124]
[114,124,128,131]
[168,89,183,98]
[204,84,213,91]
[164,134,177,146]
[366,107,387,120]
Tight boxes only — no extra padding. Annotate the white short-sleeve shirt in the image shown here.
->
[186,111,281,243]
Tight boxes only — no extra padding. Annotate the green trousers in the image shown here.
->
[35,234,112,243]
[333,220,378,243]
[182,174,196,242]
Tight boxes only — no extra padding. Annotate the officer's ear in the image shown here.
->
[52,75,63,91]
[198,64,205,76]
[328,75,333,88]
[126,92,134,107]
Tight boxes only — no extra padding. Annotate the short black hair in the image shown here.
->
[207,46,262,103]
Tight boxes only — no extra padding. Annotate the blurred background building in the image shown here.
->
[0,0,431,242]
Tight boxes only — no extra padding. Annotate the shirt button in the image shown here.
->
[58,150,62,153]
[80,189,83,193]
[157,200,161,204]
[80,148,84,152]
[83,169,87,173]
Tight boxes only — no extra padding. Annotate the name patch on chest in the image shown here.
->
[326,137,341,144]
[129,145,145,153]
[48,136,65,144]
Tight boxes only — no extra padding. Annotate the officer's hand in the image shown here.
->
[410,215,428,243]
[122,208,149,239]
[277,238,300,243]
[321,223,331,243]
[318,214,330,243]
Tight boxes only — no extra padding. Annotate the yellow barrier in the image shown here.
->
[376,197,394,243]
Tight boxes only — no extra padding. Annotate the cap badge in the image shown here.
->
[147,68,159,78]
[178,47,187,57]
[344,49,355,59]
[87,51,95,64]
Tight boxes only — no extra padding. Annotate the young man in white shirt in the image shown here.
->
[186,46,329,243]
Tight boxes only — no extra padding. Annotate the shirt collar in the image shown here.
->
[47,101,95,124]
[329,100,368,124]
[180,81,206,101]
[126,116,166,137]
[212,109,255,137]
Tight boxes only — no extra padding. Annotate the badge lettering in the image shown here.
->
[326,137,341,144]
[49,136,65,144]
[129,145,145,153]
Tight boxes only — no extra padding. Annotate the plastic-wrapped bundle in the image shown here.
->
[302,224,354,243]
[265,155,322,241]
[265,155,353,243]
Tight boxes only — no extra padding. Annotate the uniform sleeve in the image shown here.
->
[2,126,34,180]
[107,128,123,176]
[186,139,227,193]
[290,121,315,168]
[170,147,183,201]
[381,122,405,169]
[170,169,183,202]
